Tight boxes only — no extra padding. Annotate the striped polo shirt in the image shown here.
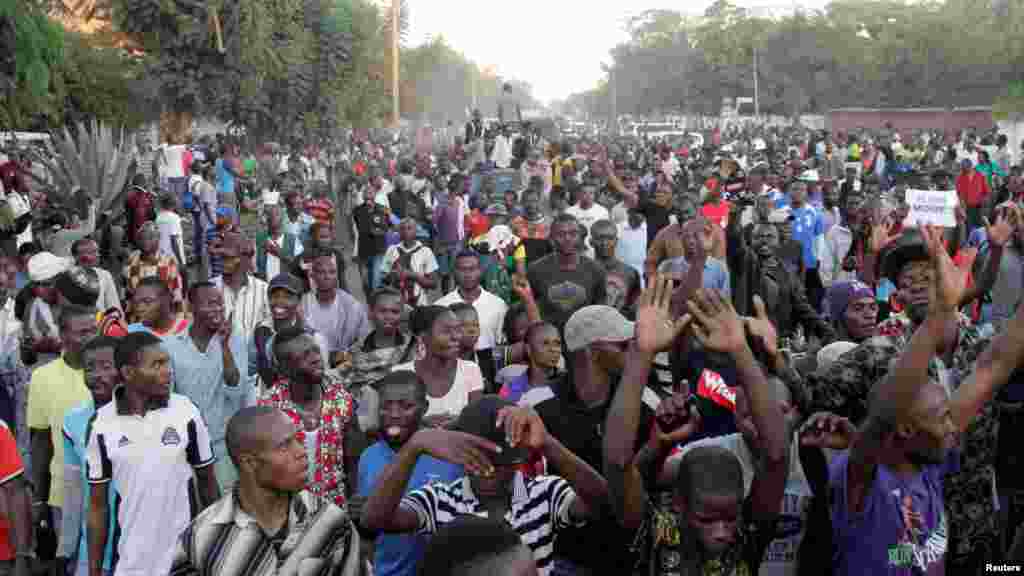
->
[170,489,356,576]
[401,474,585,576]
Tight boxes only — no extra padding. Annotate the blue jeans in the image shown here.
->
[360,254,384,292]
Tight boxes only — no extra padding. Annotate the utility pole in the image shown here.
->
[610,66,617,135]
[391,0,400,127]
[753,44,760,118]
[471,66,477,111]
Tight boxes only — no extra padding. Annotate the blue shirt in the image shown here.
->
[215,158,235,195]
[63,401,116,571]
[357,441,463,576]
[791,205,824,269]
[771,190,790,209]
[162,331,251,449]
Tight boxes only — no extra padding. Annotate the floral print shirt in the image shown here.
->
[258,368,355,508]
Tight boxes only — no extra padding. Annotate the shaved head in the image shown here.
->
[674,445,744,504]
[226,406,281,466]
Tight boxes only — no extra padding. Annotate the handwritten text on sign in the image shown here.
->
[905,189,957,228]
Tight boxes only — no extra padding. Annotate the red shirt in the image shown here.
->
[125,187,154,243]
[0,421,23,560]
[466,210,491,239]
[701,200,732,228]
[956,171,990,208]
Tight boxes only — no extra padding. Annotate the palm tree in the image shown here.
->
[27,119,134,255]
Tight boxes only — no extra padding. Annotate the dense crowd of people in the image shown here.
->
[0,117,1022,576]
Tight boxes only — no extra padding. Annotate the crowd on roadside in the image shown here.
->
[0,115,1023,576]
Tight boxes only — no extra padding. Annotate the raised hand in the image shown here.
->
[511,273,533,301]
[799,412,857,450]
[922,224,966,313]
[745,294,779,358]
[411,428,500,477]
[686,289,747,355]
[654,392,702,449]
[984,207,1017,248]
[869,215,901,254]
[636,275,692,355]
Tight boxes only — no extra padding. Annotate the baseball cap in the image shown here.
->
[28,252,72,283]
[563,305,635,353]
[268,273,304,296]
[451,395,528,466]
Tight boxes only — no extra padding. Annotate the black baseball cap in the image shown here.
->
[268,273,304,296]
[452,396,529,467]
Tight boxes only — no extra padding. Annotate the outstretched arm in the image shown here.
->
[604,277,690,529]
[949,300,1024,433]
[847,225,962,514]
[686,289,787,523]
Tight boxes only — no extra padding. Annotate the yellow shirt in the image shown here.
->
[27,357,89,507]
[551,156,564,188]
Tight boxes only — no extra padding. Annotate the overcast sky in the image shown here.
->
[406,0,828,104]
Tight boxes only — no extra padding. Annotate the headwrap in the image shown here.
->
[827,281,874,322]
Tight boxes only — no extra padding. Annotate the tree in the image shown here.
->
[578,0,1024,119]
[0,0,64,129]
[109,0,367,142]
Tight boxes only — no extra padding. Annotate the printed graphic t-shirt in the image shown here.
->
[526,253,607,331]
[829,448,959,576]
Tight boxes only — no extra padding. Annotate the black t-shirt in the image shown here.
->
[526,254,607,331]
[352,203,389,258]
[521,237,552,264]
[534,376,657,573]
[639,201,672,245]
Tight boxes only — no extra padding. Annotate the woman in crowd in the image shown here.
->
[391,305,484,428]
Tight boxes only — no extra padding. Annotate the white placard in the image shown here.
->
[904,189,957,228]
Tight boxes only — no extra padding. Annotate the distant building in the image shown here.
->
[826,107,995,133]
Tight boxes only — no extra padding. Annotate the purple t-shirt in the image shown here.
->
[830,448,960,576]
